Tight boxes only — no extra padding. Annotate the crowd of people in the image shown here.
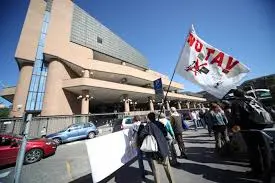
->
[128,88,274,183]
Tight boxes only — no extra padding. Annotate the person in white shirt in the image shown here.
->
[190,111,198,131]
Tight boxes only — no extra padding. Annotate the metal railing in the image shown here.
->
[0,108,203,137]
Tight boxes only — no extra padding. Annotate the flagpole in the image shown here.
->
[157,27,191,120]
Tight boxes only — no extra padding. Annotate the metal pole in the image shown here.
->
[157,68,177,120]
[13,112,32,183]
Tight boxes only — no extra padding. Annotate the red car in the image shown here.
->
[0,134,57,167]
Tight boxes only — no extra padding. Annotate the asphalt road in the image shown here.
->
[0,129,267,183]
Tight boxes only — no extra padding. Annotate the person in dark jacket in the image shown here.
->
[170,107,187,159]
[231,89,272,178]
[137,112,175,183]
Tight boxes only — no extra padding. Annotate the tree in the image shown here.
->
[0,107,9,118]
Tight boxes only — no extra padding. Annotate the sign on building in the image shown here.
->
[154,78,164,103]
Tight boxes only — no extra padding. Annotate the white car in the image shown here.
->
[112,117,134,132]
[121,117,134,129]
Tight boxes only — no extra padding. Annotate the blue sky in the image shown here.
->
[0,0,274,105]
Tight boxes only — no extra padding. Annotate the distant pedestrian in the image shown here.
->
[204,109,213,136]
[137,112,175,183]
[41,126,47,138]
[170,107,187,159]
[190,110,198,131]
[199,108,207,128]
[209,103,230,152]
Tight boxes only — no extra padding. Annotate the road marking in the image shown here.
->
[66,161,73,180]
[0,171,10,178]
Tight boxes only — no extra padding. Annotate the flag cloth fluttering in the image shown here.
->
[176,25,250,98]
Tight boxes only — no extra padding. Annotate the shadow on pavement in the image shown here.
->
[113,166,154,183]
[175,162,259,183]
[69,157,153,183]
[186,146,250,168]
[183,133,211,139]
[69,174,93,183]
[69,165,153,183]
[184,138,215,144]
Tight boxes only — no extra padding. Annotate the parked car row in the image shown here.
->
[0,122,98,168]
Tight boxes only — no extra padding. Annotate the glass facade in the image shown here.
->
[25,0,52,111]
[70,5,148,69]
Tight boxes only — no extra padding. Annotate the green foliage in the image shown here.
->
[0,108,9,118]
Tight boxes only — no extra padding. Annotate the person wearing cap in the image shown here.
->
[170,107,187,159]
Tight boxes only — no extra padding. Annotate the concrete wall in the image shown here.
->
[10,64,33,117]
[42,60,81,116]
[44,0,93,70]
[91,60,183,90]
[63,78,206,102]
[15,0,46,62]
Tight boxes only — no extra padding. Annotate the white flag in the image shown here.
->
[176,25,250,99]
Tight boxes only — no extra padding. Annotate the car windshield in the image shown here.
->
[58,129,67,133]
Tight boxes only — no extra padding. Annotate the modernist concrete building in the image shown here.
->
[1,0,206,117]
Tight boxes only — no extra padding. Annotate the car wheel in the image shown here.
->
[88,132,95,139]
[53,138,62,145]
[24,149,43,164]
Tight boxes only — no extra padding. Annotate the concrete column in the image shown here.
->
[193,103,196,108]
[82,69,89,78]
[42,60,80,116]
[10,64,33,117]
[166,101,170,111]
[81,90,89,114]
[177,101,182,110]
[186,102,190,109]
[124,100,130,112]
[149,98,154,111]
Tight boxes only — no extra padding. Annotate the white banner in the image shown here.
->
[176,26,250,98]
[85,129,137,183]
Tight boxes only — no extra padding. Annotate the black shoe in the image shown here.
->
[179,152,188,159]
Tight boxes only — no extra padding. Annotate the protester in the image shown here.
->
[231,89,273,178]
[209,103,230,152]
[199,108,207,128]
[159,113,178,165]
[137,112,175,183]
[170,107,188,159]
[190,110,198,131]
[222,101,233,129]
[131,115,151,179]
[204,108,213,136]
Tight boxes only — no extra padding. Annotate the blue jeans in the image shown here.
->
[193,119,198,130]
[137,149,153,177]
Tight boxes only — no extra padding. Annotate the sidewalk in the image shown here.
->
[102,129,261,183]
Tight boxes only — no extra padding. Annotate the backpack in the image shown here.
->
[140,124,158,152]
[244,97,273,125]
